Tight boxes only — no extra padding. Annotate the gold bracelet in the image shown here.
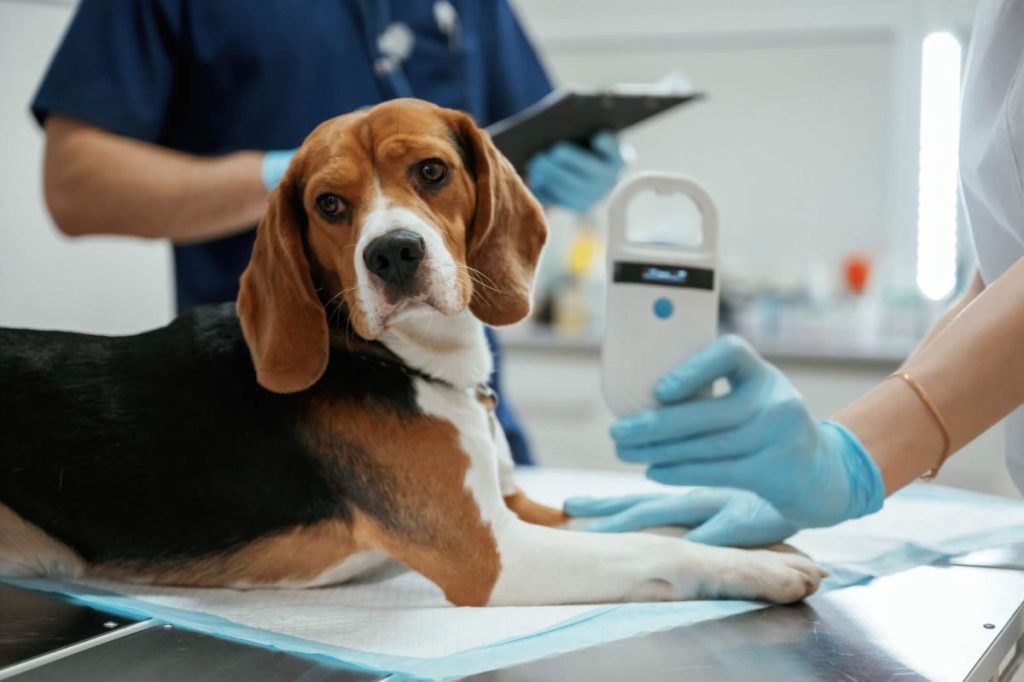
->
[888,372,952,481]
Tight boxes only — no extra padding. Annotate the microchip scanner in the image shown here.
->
[602,172,720,417]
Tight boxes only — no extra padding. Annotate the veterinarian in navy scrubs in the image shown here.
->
[32,0,624,465]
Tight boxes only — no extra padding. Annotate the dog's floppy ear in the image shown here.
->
[450,112,548,326]
[237,167,329,393]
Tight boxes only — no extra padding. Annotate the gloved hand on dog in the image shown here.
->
[526,130,624,213]
[568,335,886,541]
[566,488,798,547]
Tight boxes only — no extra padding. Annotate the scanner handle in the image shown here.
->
[606,172,718,256]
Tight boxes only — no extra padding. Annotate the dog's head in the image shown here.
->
[237,99,547,393]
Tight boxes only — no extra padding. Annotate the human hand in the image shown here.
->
[525,131,624,213]
[610,335,885,528]
[565,488,799,547]
[261,149,297,192]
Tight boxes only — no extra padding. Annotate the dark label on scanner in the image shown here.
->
[613,262,714,290]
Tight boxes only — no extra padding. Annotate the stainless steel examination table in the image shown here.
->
[4,546,1024,682]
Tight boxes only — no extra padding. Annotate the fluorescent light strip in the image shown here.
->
[916,31,962,301]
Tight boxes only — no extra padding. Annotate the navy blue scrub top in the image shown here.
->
[32,0,551,464]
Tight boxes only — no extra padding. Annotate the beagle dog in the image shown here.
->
[0,99,824,606]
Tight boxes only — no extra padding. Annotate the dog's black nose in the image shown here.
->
[363,230,426,287]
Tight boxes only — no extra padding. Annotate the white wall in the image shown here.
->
[541,37,900,283]
[0,0,174,335]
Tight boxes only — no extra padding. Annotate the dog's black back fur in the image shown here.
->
[0,303,418,565]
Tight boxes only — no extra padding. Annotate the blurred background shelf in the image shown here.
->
[500,323,917,366]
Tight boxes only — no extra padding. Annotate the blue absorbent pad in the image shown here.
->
[9,471,1024,681]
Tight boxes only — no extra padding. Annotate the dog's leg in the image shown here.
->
[488,431,821,604]
[492,423,568,527]
[349,508,503,607]
[357,494,822,607]
[485,512,824,606]
[0,504,84,579]
[503,491,567,527]
[407,383,824,606]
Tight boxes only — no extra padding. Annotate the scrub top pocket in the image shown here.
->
[402,26,477,115]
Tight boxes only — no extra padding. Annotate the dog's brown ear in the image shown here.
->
[450,112,548,326]
[237,168,329,393]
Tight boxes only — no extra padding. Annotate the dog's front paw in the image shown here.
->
[713,549,826,604]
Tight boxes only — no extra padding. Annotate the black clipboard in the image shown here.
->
[487,87,704,175]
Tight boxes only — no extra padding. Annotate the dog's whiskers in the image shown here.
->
[325,286,357,326]
[456,266,505,311]
[458,271,502,310]
[456,264,503,295]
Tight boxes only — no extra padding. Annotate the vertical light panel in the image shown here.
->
[916,31,962,301]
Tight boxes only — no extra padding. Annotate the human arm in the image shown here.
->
[837,258,1024,493]
[633,265,1019,504]
[32,0,298,243]
[42,115,269,244]
[908,267,985,355]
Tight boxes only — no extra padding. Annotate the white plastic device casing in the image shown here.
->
[601,172,720,417]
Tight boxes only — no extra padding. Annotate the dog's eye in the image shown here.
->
[315,193,346,218]
[417,159,448,184]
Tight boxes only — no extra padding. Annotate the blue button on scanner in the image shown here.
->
[653,297,674,319]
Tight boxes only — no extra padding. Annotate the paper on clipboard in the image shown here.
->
[488,73,703,174]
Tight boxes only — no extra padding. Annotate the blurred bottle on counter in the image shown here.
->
[844,254,871,295]
[841,252,885,341]
[551,217,606,338]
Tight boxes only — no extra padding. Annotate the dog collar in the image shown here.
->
[407,365,499,414]
[348,350,497,412]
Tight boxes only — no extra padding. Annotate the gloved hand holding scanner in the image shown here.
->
[576,172,818,547]
[572,263,1024,546]
[570,335,885,546]
[570,172,887,546]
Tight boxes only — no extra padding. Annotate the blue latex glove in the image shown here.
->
[261,149,297,192]
[611,335,885,529]
[525,131,624,213]
[565,489,799,547]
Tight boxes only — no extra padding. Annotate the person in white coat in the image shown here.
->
[567,0,1024,546]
